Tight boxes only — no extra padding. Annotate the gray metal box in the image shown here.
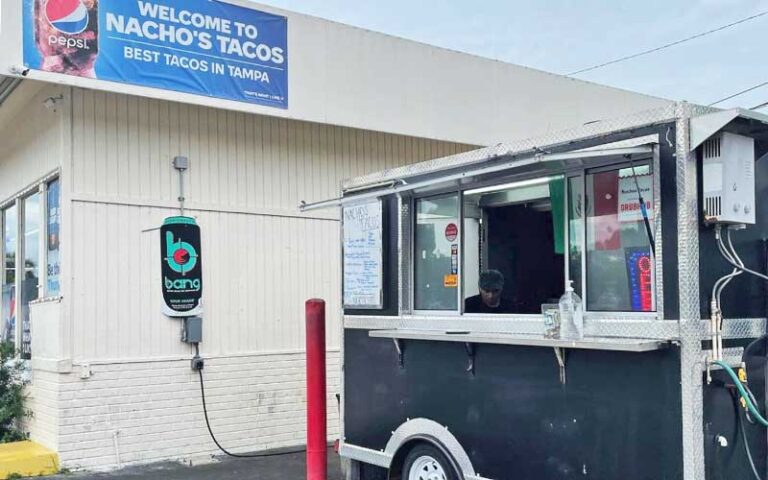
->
[702,132,756,225]
[182,316,203,343]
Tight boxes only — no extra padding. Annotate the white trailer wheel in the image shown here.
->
[402,444,459,480]
[408,455,447,480]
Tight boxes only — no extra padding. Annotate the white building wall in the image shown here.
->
[0,0,672,148]
[57,353,340,470]
[0,81,67,452]
[0,81,64,201]
[58,87,472,470]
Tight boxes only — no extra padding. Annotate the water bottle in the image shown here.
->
[559,280,584,340]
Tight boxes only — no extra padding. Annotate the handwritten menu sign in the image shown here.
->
[343,201,383,309]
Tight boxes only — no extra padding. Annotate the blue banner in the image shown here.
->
[23,0,288,109]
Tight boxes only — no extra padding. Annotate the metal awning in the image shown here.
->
[300,140,656,211]
[690,108,768,151]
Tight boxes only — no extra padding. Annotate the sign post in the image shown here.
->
[161,216,203,317]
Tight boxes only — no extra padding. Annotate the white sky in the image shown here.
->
[259,0,768,110]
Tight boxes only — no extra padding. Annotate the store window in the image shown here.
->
[414,194,459,311]
[47,179,61,297]
[2,206,17,347]
[0,176,60,359]
[584,165,655,312]
[21,193,40,359]
[462,177,565,314]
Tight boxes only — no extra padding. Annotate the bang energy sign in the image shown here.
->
[45,0,90,34]
[160,216,203,318]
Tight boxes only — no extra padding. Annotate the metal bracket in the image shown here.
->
[393,338,404,368]
[464,343,476,375]
[553,347,567,385]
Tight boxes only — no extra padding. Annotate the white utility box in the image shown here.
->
[702,132,756,225]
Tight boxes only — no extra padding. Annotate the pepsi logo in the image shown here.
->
[45,0,90,35]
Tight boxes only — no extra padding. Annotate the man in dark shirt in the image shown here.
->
[464,270,515,314]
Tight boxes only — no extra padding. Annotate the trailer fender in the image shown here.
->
[384,418,482,480]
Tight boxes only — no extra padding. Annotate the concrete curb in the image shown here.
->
[0,441,59,478]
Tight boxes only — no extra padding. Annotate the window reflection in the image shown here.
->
[585,165,655,312]
[414,194,459,311]
[21,194,40,359]
[2,206,17,347]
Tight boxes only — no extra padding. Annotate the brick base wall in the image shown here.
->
[45,350,340,471]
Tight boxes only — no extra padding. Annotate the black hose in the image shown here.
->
[735,391,764,480]
[195,344,306,459]
[763,238,768,327]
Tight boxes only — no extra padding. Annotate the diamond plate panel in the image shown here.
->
[345,316,766,343]
[718,318,767,339]
[344,315,681,340]
[653,145,665,317]
[344,104,681,190]
[710,347,745,368]
[398,195,412,314]
[675,102,705,480]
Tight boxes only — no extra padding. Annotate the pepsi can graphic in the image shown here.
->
[34,0,99,77]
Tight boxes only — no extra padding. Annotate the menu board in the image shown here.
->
[343,201,383,309]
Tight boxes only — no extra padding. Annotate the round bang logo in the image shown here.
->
[165,232,199,274]
[45,0,90,35]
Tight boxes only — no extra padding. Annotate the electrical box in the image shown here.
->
[702,132,756,225]
[182,316,203,344]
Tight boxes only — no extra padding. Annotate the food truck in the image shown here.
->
[302,102,768,480]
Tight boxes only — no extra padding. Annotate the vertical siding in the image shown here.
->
[71,90,470,211]
[63,88,474,469]
[69,88,473,361]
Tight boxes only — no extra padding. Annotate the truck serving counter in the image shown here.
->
[303,103,768,480]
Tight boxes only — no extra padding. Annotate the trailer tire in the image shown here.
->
[401,443,460,480]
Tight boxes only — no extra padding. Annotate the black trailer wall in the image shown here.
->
[698,151,768,320]
[344,329,684,480]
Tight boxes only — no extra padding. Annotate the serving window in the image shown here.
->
[407,161,657,315]
[461,177,565,314]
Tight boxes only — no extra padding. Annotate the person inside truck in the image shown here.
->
[464,270,518,313]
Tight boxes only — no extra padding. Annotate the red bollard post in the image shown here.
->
[306,299,327,480]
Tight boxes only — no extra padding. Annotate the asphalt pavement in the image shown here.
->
[40,448,342,480]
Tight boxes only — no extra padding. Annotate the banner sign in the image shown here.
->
[23,0,288,109]
[161,216,203,317]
